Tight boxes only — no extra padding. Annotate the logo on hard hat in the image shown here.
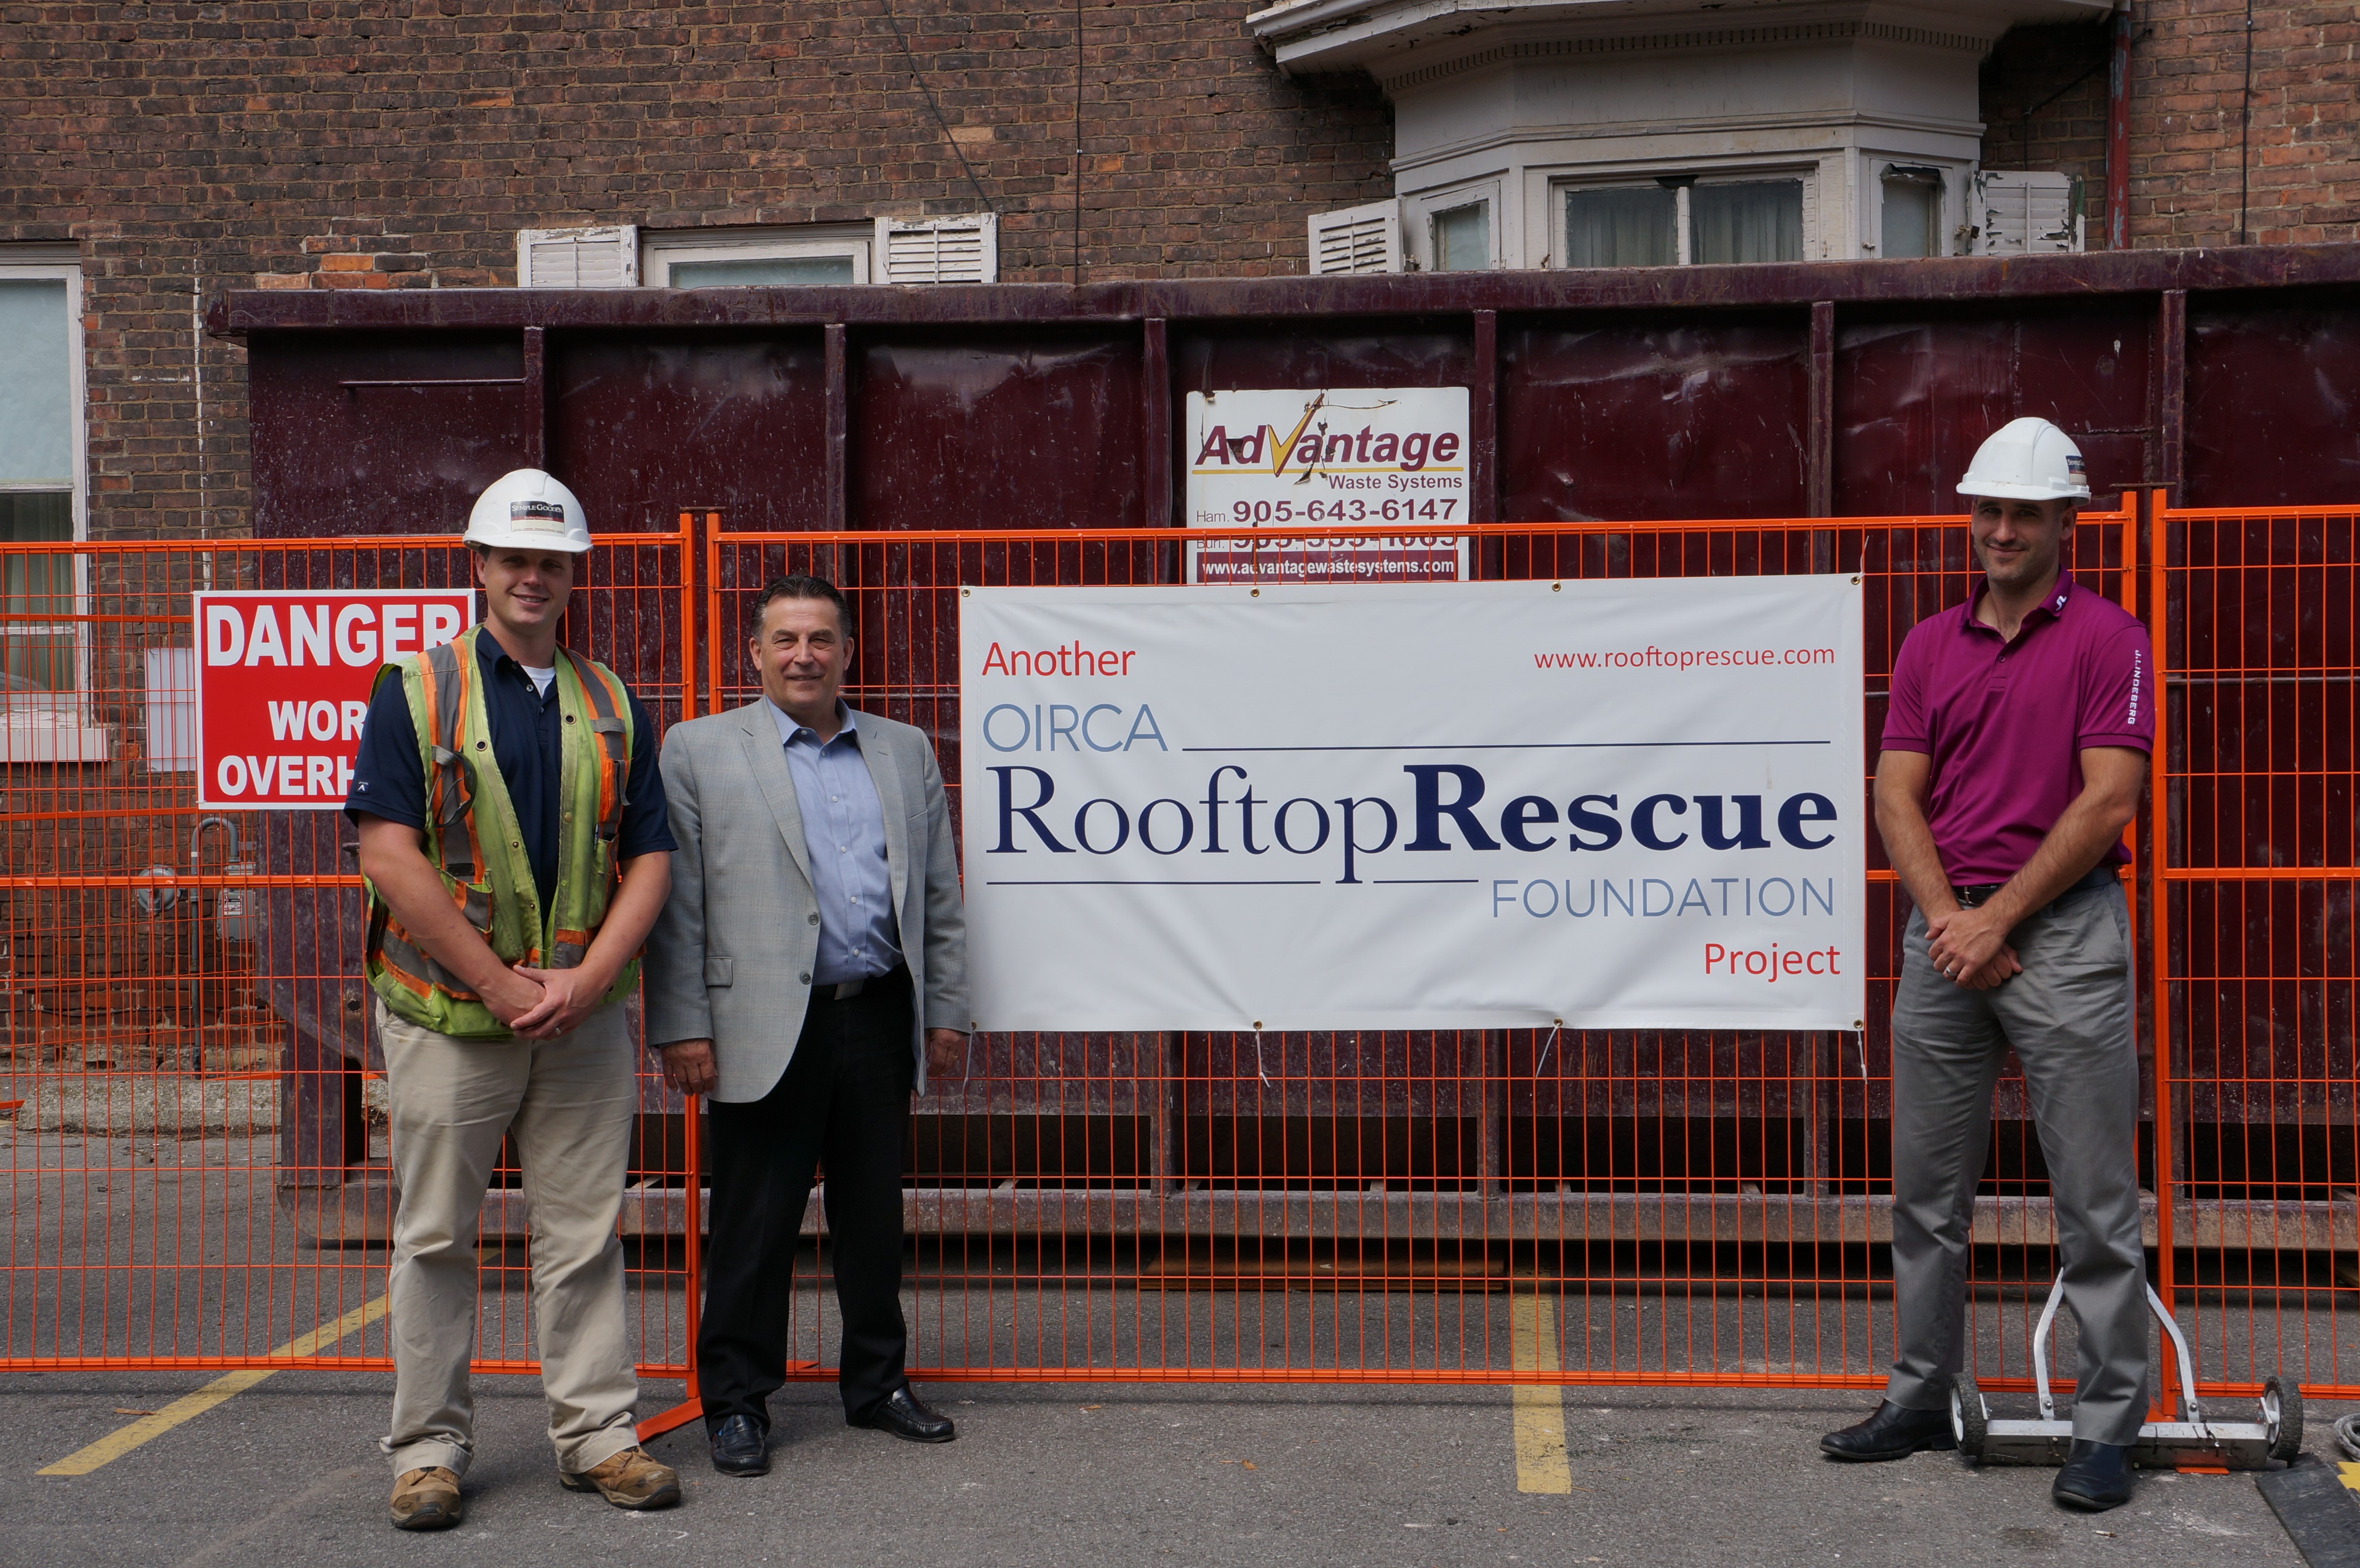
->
[2065,455,2086,475]
[509,500,566,525]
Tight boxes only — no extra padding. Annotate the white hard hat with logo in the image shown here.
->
[464,468,593,552]
[1955,416,2092,502]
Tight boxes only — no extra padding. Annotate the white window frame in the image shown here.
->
[0,250,107,758]
[1553,178,1687,268]
[1403,180,1503,273]
[1550,165,1818,268]
[1864,161,1957,259]
[642,223,874,287]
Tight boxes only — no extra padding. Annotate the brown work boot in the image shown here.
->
[389,1466,463,1531]
[559,1446,682,1510]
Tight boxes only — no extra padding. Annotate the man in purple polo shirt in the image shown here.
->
[1819,418,2152,1513]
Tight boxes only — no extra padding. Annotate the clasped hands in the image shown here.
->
[487,960,613,1041]
[1923,904,2023,991]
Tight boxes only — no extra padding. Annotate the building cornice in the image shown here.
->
[1388,106,1988,173]
[1247,0,2114,79]
[1377,18,1989,94]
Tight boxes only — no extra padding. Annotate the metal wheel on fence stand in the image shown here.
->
[2262,1376,2303,1465]
[1951,1374,1988,1462]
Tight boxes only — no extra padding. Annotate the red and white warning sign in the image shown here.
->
[195,590,476,809]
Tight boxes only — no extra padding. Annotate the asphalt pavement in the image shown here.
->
[0,1365,2317,1568]
[0,1122,2333,1566]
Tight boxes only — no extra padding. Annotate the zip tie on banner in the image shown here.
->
[1535,1021,1561,1079]
[1252,1025,1271,1089]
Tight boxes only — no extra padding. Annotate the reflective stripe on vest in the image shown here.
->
[362,626,640,1039]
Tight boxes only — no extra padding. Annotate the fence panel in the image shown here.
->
[2154,497,2360,1400]
[709,506,2143,1391]
[0,531,699,1428]
[17,504,2358,1408]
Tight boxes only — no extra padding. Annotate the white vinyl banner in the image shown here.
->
[960,577,1865,1035]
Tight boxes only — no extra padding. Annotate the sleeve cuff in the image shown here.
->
[2078,734,2153,754]
[1876,737,1931,754]
[344,804,426,829]
[620,833,680,858]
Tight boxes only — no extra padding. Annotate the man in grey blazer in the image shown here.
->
[645,575,969,1478]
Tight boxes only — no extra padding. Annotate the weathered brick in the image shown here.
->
[0,0,2349,549]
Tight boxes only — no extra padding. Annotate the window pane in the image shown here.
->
[1434,204,1488,272]
[0,279,73,485]
[1564,188,1677,268]
[0,491,73,695]
[1689,181,1804,264]
[667,255,858,287]
[1881,176,1939,260]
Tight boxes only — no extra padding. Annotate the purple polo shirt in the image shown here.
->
[1881,572,2152,886]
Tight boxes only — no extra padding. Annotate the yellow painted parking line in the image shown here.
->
[1510,1295,1573,1494]
[38,1295,390,1477]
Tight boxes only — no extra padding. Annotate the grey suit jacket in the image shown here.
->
[644,699,969,1102]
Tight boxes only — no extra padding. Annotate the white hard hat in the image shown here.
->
[1955,417,2092,502]
[464,469,593,552]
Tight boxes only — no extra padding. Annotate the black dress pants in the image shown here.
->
[699,968,913,1432]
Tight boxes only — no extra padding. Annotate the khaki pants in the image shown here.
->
[376,998,642,1477]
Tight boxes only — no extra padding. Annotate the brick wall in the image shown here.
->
[2123,0,2360,246]
[1979,21,2114,238]
[0,1,1392,544]
[1977,3,2360,251]
[4,2,2357,547]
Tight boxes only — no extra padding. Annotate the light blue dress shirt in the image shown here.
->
[769,699,902,986]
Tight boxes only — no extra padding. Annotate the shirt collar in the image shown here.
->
[769,698,858,748]
[1961,570,2077,635]
[475,628,556,683]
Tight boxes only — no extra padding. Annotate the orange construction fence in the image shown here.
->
[0,500,2353,1413]
[0,525,704,1439]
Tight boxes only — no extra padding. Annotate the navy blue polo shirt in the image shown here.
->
[344,633,676,906]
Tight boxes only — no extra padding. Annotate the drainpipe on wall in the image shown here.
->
[2106,0,2133,250]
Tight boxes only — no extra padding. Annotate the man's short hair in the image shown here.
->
[750,575,853,638]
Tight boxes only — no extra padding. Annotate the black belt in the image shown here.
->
[1951,863,2119,911]
[813,963,908,1004]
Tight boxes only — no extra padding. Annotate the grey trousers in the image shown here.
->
[1884,881,2149,1444]
[377,998,643,1478]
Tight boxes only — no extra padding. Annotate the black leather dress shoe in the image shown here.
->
[856,1385,957,1444]
[1819,1401,1956,1461]
[709,1414,770,1477]
[2053,1439,2136,1511]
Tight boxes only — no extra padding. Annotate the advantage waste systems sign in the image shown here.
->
[960,577,1864,1034]
[1184,386,1471,584]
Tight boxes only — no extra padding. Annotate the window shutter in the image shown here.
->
[515,226,640,287]
[1971,172,2082,257]
[1308,200,1401,275]
[874,214,998,284]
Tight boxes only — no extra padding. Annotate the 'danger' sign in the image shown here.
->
[196,590,476,809]
[960,578,1864,1033]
